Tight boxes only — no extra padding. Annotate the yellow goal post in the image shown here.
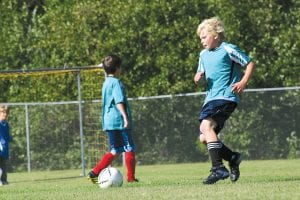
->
[0,66,107,175]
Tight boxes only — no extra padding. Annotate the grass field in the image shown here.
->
[1,159,299,200]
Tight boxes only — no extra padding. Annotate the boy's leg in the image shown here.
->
[200,133,235,162]
[219,141,242,182]
[87,152,117,183]
[87,130,119,183]
[0,168,2,186]
[199,100,239,184]
[229,152,242,182]
[199,132,242,183]
[125,151,137,182]
[204,141,229,184]
[0,158,2,186]
[199,132,206,144]
[92,130,122,175]
[1,161,7,184]
[200,119,229,184]
[121,130,138,182]
[213,101,242,182]
[0,157,8,185]
[220,142,234,161]
[92,152,117,175]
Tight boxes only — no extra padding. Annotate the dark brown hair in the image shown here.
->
[103,54,122,74]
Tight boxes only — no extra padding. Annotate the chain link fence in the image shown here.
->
[5,87,300,174]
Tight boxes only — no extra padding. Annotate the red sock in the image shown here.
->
[125,152,136,181]
[93,152,116,175]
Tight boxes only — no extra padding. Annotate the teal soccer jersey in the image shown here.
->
[101,76,132,131]
[197,42,252,105]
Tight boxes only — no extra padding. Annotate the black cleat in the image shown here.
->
[128,178,139,183]
[87,171,98,184]
[2,181,9,185]
[229,152,242,182]
[203,165,229,184]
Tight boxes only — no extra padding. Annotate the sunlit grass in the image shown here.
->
[1,159,299,200]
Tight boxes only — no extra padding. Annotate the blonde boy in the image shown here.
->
[194,17,255,184]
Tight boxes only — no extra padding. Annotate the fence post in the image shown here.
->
[25,104,31,173]
[77,71,85,176]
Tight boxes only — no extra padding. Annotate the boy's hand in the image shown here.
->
[194,72,204,85]
[232,61,255,94]
[116,103,130,129]
[123,118,130,129]
[231,81,246,94]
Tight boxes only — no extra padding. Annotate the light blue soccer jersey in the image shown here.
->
[197,42,252,105]
[101,76,133,131]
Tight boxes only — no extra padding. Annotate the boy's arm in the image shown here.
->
[194,56,205,85]
[194,72,205,85]
[116,103,129,129]
[231,61,255,94]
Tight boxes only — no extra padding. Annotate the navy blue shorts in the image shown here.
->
[199,99,237,134]
[107,129,135,154]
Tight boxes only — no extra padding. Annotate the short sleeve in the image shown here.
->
[112,80,125,104]
[197,50,206,72]
[224,44,252,67]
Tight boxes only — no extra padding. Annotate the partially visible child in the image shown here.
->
[0,105,12,186]
[87,54,138,183]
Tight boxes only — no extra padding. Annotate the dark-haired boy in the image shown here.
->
[87,54,138,183]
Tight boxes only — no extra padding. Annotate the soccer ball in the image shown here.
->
[98,167,123,189]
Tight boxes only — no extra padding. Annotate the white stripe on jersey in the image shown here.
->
[224,45,248,66]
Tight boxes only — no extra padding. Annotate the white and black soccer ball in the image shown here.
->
[98,167,123,189]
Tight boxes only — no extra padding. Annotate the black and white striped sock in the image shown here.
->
[207,141,223,167]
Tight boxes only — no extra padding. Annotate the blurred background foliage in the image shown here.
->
[0,0,299,97]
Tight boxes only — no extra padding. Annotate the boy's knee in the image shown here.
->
[109,151,120,157]
[200,123,209,135]
[200,118,217,134]
[199,132,207,144]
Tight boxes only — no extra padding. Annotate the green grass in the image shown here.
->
[1,159,299,200]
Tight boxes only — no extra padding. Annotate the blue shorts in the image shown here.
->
[199,99,237,134]
[107,129,135,154]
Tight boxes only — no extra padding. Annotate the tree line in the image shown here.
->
[1,0,299,99]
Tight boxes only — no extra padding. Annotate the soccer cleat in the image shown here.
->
[2,181,9,185]
[229,152,242,182]
[203,165,229,184]
[87,171,98,184]
[127,178,139,183]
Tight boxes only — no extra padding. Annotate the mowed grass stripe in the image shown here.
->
[0,159,299,200]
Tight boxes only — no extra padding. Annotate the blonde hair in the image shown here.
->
[0,105,9,113]
[197,17,226,40]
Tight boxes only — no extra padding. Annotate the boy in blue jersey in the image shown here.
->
[87,54,138,183]
[194,17,255,184]
[0,105,12,186]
